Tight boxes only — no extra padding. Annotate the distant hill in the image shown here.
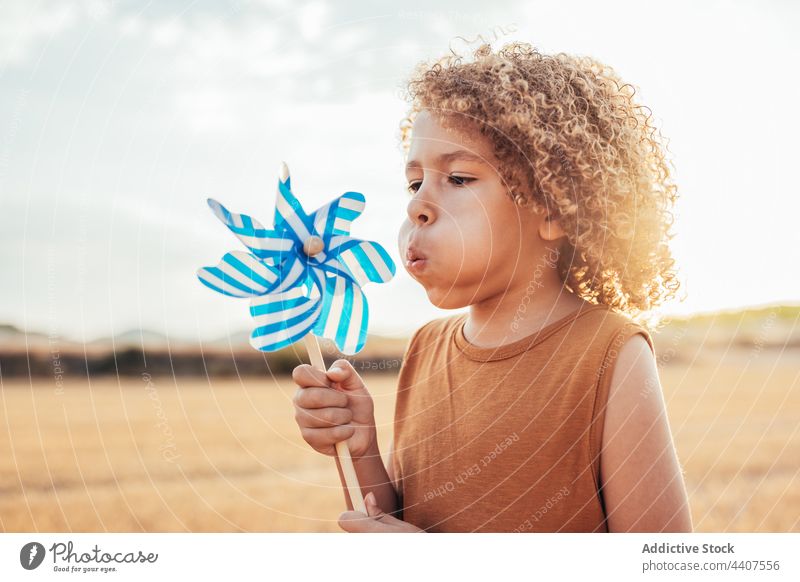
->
[86,329,198,351]
[1,302,797,377]
[0,322,409,378]
[0,324,60,350]
[651,303,800,355]
[659,304,800,326]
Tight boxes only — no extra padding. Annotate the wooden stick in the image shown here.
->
[303,334,367,514]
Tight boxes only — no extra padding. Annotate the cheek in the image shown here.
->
[448,204,529,285]
[397,219,411,254]
[449,208,503,267]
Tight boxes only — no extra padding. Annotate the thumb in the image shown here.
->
[325,359,364,392]
[365,492,385,519]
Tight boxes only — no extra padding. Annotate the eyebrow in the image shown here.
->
[405,150,485,171]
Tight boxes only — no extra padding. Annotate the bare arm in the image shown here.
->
[600,334,693,532]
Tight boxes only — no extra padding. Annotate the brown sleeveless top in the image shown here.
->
[391,302,655,532]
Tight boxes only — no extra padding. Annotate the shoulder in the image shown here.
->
[551,303,656,359]
[405,313,466,353]
[601,324,659,430]
[585,305,656,366]
[583,305,654,339]
[608,332,658,403]
[396,314,464,387]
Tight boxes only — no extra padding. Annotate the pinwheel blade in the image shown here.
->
[274,164,313,241]
[197,251,280,297]
[327,237,396,287]
[207,198,295,264]
[312,191,366,238]
[312,273,369,355]
[249,287,323,352]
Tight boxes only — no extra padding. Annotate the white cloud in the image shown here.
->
[298,1,328,42]
[0,1,78,66]
[329,28,364,52]
[150,17,184,47]
[119,14,143,37]
[173,86,243,133]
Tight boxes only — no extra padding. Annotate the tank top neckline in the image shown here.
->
[453,301,608,362]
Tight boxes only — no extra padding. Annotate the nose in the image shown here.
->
[406,195,435,226]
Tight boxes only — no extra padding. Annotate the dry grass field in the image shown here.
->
[1,345,798,532]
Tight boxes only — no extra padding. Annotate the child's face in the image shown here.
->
[398,110,547,309]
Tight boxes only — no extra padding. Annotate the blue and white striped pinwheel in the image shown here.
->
[196,163,395,355]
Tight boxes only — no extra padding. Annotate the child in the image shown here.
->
[291,42,692,532]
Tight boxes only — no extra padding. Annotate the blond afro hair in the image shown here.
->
[400,42,681,327]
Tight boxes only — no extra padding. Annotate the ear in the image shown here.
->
[538,212,566,241]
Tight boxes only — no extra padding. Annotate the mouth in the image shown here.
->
[405,247,428,273]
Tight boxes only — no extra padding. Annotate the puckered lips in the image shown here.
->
[405,245,428,275]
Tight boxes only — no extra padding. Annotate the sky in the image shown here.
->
[1,0,798,343]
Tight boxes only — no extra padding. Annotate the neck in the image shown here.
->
[464,267,587,349]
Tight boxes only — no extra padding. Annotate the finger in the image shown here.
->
[300,424,355,446]
[293,386,348,409]
[364,492,386,519]
[364,492,403,527]
[295,406,353,429]
[325,359,364,392]
[338,511,386,533]
[292,364,331,389]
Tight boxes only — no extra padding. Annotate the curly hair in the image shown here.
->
[399,42,681,328]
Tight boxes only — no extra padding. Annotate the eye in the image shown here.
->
[449,175,475,187]
[406,181,422,194]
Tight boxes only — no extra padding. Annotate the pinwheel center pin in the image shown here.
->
[302,235,324,257]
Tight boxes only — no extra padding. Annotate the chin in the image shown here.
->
[426,289,470,310]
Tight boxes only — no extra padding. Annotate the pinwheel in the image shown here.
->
[196,162,396,512]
